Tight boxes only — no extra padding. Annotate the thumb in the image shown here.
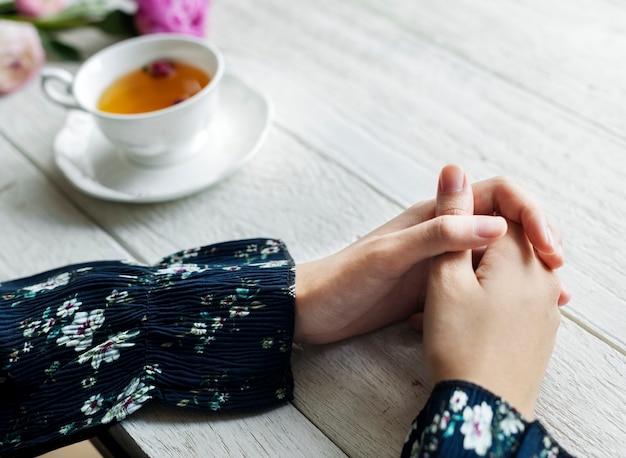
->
[410,165,475,333]
[433,164,475,270]
[436,164,473,217]
[411,165,506,332]
[429,166,492,297]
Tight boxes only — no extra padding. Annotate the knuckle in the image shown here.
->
[493,175,522,192]
[438,204,469,216]
[433,216,458,241]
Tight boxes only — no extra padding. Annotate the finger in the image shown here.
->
[475,222,570,311]
[475,222,534,280]
[433,164,476,274]
[365,199,436,238]
[387,214,508,270]
[537,221,564,270]
[471,176,563,268]
[558,285,572,306]
[436,164,473,217]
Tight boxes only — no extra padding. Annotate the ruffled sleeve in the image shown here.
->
[401,381,575,457]
[0,238,295,457]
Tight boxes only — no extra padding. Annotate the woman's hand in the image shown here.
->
[422,166,568,418]
[294,165,567,345]
[423,222,564,418]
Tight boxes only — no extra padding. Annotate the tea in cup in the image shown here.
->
[41,34,224,166]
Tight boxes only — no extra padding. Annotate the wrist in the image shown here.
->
[294,259,345,345]
[293,262,320,344]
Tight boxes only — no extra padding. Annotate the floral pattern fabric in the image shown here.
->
[402,381,574,457]
[0,239,295,457]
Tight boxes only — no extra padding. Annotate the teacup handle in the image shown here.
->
[40,67,81,110]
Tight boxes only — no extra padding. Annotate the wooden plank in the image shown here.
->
[109,403,346,457]
[350,0,626,139]
[292,318,626,458]
[537,319,626,456]
[0,133,129,277]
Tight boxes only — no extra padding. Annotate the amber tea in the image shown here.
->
[97,60,211,114]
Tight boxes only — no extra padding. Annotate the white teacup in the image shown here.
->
[41,34,224,167]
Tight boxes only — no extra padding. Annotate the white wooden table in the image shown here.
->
[1,0,625,456]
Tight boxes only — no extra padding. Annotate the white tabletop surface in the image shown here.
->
[1,0,625,456]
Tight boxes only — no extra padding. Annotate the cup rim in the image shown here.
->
[74,33,224,120]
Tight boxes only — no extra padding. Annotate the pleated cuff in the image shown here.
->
[146,238,296,412]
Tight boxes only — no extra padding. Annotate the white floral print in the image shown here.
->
[261,337,274,349]
[81,377,97,389]
[257,260,290,268]
[541,436,561,458]
[81,394,104,416]
[41,317,56,334]
[222,266,241,271]
[460,402,493,456]
[143,364,161,376]
[211,317,225,330]
[56,309,105,352]
[156,264,203,277]
[22,320,41,338]
[261,246,280,256]
[450,389,469,412]
[220,295,237,307]
[23,272,71,294]
[106,290,130,304]
[439,410,451,430]
[190,322,208,335]
[101,377,155,424]
[498,403,525,436]
[77,330,139,369]
[57,298,81,318]
[229,306,250,318]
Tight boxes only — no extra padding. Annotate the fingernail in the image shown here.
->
[439,166,466,194]
[475,216,507,238]
[544,225,556,254]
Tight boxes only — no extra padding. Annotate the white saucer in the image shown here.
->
[54,73,273,203]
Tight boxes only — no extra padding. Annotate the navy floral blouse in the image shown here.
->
[0,239,573,457]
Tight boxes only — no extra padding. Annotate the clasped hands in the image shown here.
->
[295,164,570,417]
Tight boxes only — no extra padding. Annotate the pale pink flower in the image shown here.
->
[15,0,65,18]
[0,21,44,95]
[134,0,210,37]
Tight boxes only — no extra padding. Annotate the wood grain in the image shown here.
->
[0,134,129,278]
[110,403,346,457]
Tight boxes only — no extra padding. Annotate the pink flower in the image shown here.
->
[134,0,210,37]
[15,0,65,18]
[0,20,45,96]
